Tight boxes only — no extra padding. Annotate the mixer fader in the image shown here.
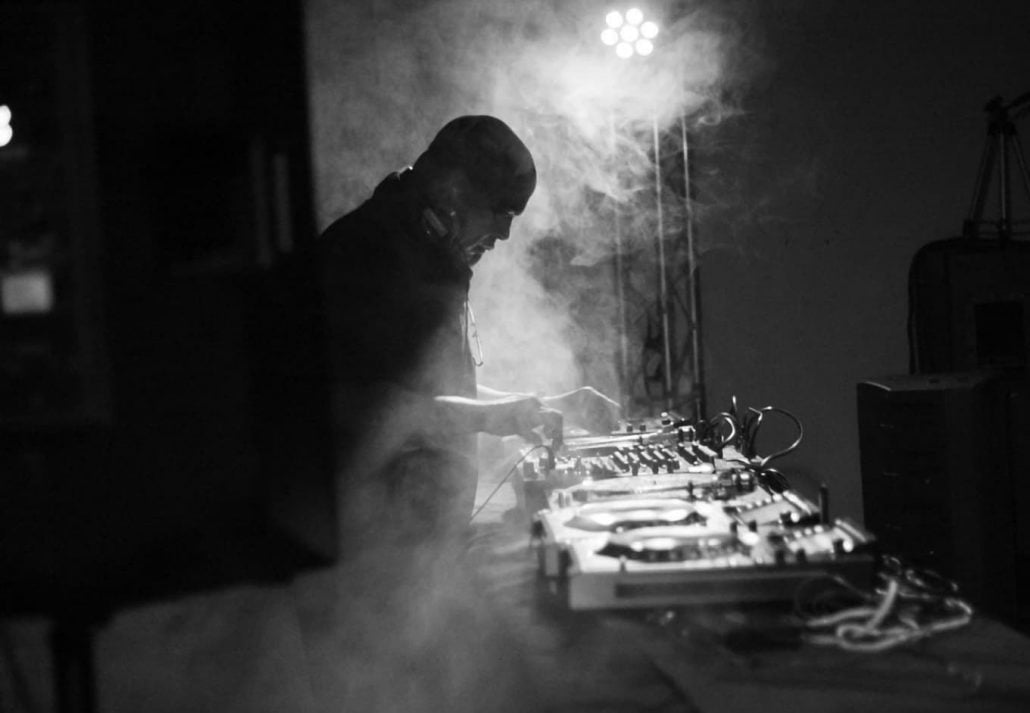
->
[524,412,877,610]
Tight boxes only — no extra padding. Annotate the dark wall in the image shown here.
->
[697,0,1030,521]
[1,2,1028,711]
[0,0,335,616]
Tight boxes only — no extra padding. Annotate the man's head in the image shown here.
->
[412,115,536,265]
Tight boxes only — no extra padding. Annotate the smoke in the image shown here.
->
[306,0,751,399]
[308,0,740,234]
[300,1,756,709]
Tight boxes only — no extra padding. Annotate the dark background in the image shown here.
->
[2,0,1030,710]
[685,0,1030,523]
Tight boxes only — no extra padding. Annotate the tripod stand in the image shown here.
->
[964,92,1030,241]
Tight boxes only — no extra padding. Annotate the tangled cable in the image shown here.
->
[713,396,804,469]
[794,557,974,653]
[469,444,550,524]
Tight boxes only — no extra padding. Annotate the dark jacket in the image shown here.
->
[317,170,478,535]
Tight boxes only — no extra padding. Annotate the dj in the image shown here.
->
[317,115,620,537]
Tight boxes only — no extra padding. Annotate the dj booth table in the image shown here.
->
[458,511,1030,713]
[461,517,1030,713]
[4,502,1030,713]
[6,443,1030,713]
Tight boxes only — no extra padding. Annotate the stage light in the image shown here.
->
[600,8,659,59]
[0,105,12,148]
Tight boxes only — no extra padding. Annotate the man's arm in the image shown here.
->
[476,384,621,435]
[331,380,559,443]
[436,392,562,443]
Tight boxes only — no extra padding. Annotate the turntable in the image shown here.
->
[559,519,876,610]
[526,409,877,610]
[534,497,735,577]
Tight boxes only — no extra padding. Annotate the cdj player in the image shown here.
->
[523,412,877,610]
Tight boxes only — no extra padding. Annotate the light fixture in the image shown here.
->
[0,105,12,148]
[599,7,659,59]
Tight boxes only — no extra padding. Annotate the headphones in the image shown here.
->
[422,206,473,266]
[422,207,451,238]
[422,207,462,243]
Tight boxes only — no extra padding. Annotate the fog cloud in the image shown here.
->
[306,0,750,401]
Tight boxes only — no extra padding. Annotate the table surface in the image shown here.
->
[462,511,1030,713]
[457,449,1030,713]
[4,452,1029,713]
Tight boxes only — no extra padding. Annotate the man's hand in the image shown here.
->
[540,387,621,434]
[478,394,563,444]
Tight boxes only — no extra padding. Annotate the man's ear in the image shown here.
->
[441,167,485,212]
[440,168,469,207]
[425,169,465,216]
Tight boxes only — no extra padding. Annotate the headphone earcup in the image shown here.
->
[423,208,453,238]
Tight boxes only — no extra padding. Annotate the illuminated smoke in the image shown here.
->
[307,0,737,240]
[306,0,748,399]
[302,0,752,708]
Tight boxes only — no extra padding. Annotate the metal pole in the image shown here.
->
[680,115,705,420]
[652,115,674,411]
[1010,130,1030,216]
[965,131,995,238]
[1000,118,1011,241]
[610,114,631,412]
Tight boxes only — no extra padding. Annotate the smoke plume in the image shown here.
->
[306,0,749,397]
[300,2,756,710]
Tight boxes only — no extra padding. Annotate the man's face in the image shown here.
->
[453,205,516,265]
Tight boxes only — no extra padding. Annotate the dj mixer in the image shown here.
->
[523,413,877,610]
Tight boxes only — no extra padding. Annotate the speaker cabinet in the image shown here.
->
[857,372,1026,621]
